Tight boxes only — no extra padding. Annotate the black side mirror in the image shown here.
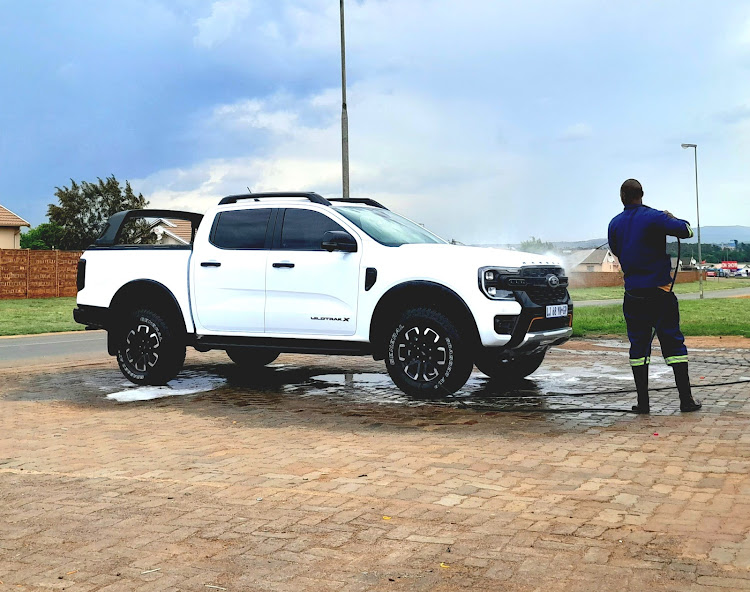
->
[321,230,357,253]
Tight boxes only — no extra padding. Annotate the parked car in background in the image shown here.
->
[706,269,717,277]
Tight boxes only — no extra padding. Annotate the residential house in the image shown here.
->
[0,204,30,249]
[151,218,194,246]
[670,256,697,271]
[562,248,621,273]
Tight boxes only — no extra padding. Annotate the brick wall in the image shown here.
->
[569,270,701,289]
[0,249,82,300]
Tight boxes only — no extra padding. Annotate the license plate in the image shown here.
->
[546,304,568,318]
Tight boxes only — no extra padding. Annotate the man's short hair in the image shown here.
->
[620,179,643,204]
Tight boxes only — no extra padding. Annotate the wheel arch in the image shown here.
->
[369,281,480,360]
[107,280,188,355]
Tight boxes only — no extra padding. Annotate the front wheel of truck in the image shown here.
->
[116,308,186,385]
[385,307,473,398]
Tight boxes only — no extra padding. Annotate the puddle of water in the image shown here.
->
[104,372,225,402]
[311,373,395,386]
[535,363,672,386]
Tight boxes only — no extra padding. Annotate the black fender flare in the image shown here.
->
[369,281,479,360]
[106,279,189,355]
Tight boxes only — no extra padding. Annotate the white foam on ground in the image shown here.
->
[105,373,225,402]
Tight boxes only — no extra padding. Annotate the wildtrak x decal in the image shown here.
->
[310,316,350,322]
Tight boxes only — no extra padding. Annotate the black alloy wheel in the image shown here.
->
[385,307,473,397]
[116,308,185,385]
[126,323,161,373]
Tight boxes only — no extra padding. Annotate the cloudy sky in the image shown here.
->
[2,0,749,243]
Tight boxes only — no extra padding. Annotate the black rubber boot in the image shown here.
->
[672,362,702,412]
[631,364,650,414]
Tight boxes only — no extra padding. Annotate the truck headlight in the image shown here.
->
[478,267,520,300]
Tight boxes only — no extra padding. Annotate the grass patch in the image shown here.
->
[0,297,83,336]
[570,278,750,302]
[573,297,750,338]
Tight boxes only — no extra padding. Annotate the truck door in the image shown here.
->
[265,208,361,336]
[192,208,273,334]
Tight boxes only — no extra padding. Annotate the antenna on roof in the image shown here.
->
[246,187,252,193]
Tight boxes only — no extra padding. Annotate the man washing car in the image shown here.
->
[608,179,702,414]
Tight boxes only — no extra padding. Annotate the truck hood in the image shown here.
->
[392,244,564,271]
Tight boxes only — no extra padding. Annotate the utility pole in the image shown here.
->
[681,143,702,298]
[340,0,350,199]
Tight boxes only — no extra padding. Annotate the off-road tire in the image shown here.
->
[474,349,546,381]
[226,348,280,367]
[116,308,186,385]
[385,307,473,397]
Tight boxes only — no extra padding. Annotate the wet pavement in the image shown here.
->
[4,338,749,422]
[2,338,750,591]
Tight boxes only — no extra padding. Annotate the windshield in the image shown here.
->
[333,206,446,247]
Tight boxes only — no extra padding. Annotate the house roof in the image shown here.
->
[0,204,30,228]
[561,249,596,269]
[579,249,610,265]
[155,218,193,244]
[560,247,619,270]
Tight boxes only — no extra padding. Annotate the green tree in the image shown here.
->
[520,236,557,254]
[47,175,148,250]
[20,222,65,250]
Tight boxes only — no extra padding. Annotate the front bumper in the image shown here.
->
[484,291,574,351]
[518,325,573,348]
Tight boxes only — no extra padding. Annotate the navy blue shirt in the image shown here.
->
[608,204,693,290]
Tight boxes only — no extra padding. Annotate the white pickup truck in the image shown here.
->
[74,192,573,397]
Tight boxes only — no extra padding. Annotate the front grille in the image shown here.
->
[524,285,568,305]
[520,266,562,278]
[528,315,571,332]
[513,266,569,306]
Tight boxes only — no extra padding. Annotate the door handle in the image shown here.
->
[272,262,295,268]
[201,261,221,267]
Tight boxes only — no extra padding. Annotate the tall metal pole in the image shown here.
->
[682,143,703,299]
[693,147,703,299]
[339,0,350,199]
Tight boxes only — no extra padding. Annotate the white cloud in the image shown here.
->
[136,81,528,243]
[211,99,299,135]
[194,0,253,48]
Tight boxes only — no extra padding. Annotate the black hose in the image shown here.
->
[492,377,750,398]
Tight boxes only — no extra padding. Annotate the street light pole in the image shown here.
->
[681,143,703,299]
[339,0,350,199]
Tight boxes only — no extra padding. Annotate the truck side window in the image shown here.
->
[211,209,272,249]
[280,209,346,251]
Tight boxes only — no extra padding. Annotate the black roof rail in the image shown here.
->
[218,192,331,206]
[328,197,388,210]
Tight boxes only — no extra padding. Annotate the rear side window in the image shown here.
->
[211,208,272,249]
[115,218,160,245]
[279,209,346,251]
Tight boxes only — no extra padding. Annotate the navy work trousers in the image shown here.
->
[623,288,688,367]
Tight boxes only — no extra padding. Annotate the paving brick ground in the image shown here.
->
[1,338,749,591]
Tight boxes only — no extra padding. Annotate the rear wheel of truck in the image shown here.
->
[385,307,473,398]
[116,308,186,385]
[474,349,546,381]
[226,348,279,367]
